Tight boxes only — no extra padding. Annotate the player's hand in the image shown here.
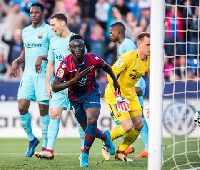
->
[74,65,94,83]
[113,80,120,94]
[35,56,42,74]
[11,59,20,77]
[114,91,130,113]
[46,84,53,100]
[135,87,142,96]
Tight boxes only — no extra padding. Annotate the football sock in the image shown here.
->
[41,114,50,148]
[95,128,107,140]
[20,112,34,141]
[110,125,126,141]
[111,115,120,125]
[82,124,97,154]
[119,128,140,151]
[141,118,149,151]
[77,122,85,149]
[47,119,60,150]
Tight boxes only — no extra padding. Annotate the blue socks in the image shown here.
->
[77,123,85,149]
[140,118,149,151]
[40,114,50,148]
[20,112,34,141]
[47,119,60,150]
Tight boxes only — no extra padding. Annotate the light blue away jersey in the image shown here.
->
[48,34,72,70]
[135,77,146,107]
[118,38,137,57]
[22,23,55,76]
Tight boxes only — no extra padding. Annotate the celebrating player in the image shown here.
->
[104,32,150,161]
[11,3,55,157]
[34,13,85,160]
[52,34,120,167]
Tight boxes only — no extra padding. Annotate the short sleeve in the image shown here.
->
[54,61,68,82]
[91,54,103,68]
[47,40,54,61]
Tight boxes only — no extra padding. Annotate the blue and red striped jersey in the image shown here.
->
[55,53,103,101]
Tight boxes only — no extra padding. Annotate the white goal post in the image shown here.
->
[148,0,165,169]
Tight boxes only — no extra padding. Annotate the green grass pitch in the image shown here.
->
[0,138,199,169]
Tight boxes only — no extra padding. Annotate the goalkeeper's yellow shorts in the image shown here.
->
[105,93,142,122]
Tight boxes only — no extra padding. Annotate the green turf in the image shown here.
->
[0,138,199,170]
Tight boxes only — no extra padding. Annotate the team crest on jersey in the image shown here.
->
[116,60,123,68]
[38,34,43,39]
[62,63,66,68]
[57,68,64,78]
[95,56,99,60]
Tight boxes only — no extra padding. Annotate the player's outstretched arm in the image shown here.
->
[11,49,25,77]
[101,61,120,92]
[52,65,94,93]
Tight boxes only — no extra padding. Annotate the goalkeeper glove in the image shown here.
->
[114,91,130,113]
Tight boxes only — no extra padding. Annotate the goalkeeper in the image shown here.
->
[104,32,150,161]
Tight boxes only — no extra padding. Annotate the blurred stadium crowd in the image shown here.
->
[0,0,199,82]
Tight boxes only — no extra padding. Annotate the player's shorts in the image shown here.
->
[105,91,142,122]
[70,90,101,124]
[17,75,49,105]
[50,89,70,110]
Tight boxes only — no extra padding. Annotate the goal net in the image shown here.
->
[162,0,200,169]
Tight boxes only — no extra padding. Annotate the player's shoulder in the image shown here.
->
[122,49,137,58]
[50,35,60,43]
[22,24,32,32]
[42,23,51,29]
[85,53,102,60]
[62,54,73,63]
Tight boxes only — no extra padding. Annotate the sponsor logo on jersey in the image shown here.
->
[95,56,99,60]
[78,76,88,86]
[129,73,140,79]
[57,68,64,78]
[24,43,41,48]
[62,63,66,68]
[38,34,43,39]
[116,60,123,68]
[56,55,64,61]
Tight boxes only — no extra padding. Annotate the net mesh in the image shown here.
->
[162,0,200,169]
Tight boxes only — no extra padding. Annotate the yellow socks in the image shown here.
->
[110,125,126,141]
[119,128,140,151]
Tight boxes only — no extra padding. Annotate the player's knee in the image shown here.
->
[18,105,28,115]
[87,117,98,125]
[39,104,49,116]
[50,112,61,119]
[134,122,144,131]
[122,122,133,133]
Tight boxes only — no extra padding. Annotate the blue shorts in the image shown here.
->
[70,90,101,124]
[17,75,49,105]
[50,89,70,109]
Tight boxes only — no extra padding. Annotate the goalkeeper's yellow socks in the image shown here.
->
[119,128,140,151]
[110,125,126,141]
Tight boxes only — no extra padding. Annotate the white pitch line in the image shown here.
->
[0,152,103,156]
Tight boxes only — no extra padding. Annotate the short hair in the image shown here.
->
[137,32,150,41]
[31,2,44,12]
[70,34,84,42]
[50,13,68,24]
[110,22,126,33]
